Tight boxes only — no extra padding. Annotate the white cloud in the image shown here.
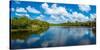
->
[47,15,68,24]
[41,3,68,16]
[41,3,49,9]
[90,14,96,21]
[35,14,65,24]
[26,6,40,14]
[50,15,57,20]
[36,15,45,20]
[38,3,94,23]
[72,12,89,22]
[16,7,27,12]
[11,8,15,12]
[51,4,57,9]
[15,13,30,18]
[41,3,70,23]
[50,15,60,21]
[78,5,91,12]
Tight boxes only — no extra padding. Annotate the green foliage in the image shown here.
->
[11,16,49,39]
[11,16,96,40]
[50,21,96,27]
[30,19,49,27]
[11,16,49,29]
[11,16,31,29]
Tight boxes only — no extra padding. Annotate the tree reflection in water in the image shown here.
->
[11,27,49,40]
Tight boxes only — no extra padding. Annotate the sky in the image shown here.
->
[10,1,96,23]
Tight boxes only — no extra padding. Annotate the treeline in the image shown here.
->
[11,16,96,29]
[62,21,96,27]
[11,16,49,29]
[11,16,50,39]
[50,21,96,27]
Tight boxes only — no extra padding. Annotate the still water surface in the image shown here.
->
[11,26,96,49]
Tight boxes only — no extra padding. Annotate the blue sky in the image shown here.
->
[10,1,96,23]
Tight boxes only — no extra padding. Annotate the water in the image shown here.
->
[11,26,96,49]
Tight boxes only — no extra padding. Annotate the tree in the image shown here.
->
[11,16,31,29]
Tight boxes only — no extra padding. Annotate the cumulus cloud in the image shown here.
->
[51,4,57,9]
[72,12,89,22]
[41,3,49,9]
[36,15,45,20]
[41,3,70,23]
[46,11,91,23]
[47,15,69,24]
[41,3,68,16]
[15,13,30,18]
[78,5,91,12]
[16,7,27,12]
[89,14,96,21]
[40,3,96,23]
[11,8,15,12]
[26,6,40,14]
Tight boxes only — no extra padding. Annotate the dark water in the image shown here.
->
[11,26,96,49]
